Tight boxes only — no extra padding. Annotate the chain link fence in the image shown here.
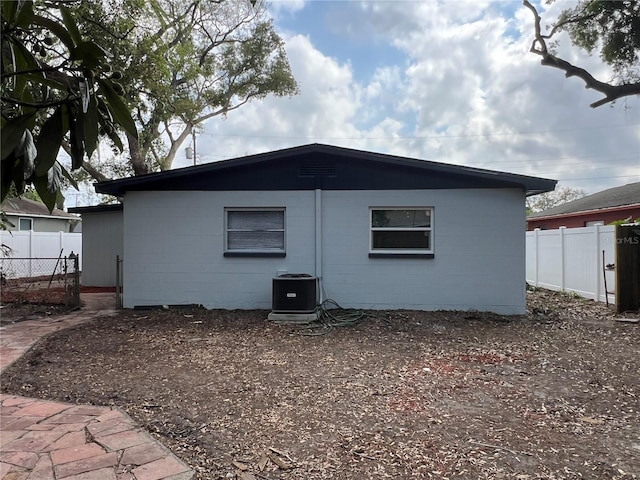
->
[0,254,80,308]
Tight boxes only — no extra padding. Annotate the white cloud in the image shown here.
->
[267,0,306,15]
[192,33,365,163]
[192,0,639,196]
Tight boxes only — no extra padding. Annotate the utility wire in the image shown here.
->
[200,122,639,141]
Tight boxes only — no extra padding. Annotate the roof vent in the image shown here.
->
[299,160,336,177]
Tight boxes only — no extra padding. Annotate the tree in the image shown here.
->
[1,0,138,210]
[71,0,298,180]
[526,185,585,215]
[523,0,640,108]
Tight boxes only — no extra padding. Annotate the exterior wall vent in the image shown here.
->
[299,161,336,177]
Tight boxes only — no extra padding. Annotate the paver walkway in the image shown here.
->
[0,294,194,480]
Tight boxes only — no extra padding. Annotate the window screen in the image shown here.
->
[226,209,285,252]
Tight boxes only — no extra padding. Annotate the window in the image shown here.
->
[370,208,433,257]
[225,208,285,256]
[18,218,33,231]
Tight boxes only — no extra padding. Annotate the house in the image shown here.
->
[1,197,82,263]
[67,204,123,287]
[1,197,81,232]
[527,182,640,230]
[85,144,556,314]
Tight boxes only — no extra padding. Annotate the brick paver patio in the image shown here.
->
[0,294,194,480]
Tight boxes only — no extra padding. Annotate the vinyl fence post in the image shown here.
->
[534,229,540,287]
[28,230,33,277]
[594,224,601,302]
[559,226,566,291]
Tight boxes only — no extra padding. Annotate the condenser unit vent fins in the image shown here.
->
[299,161,336,177]
[272,274,318,313]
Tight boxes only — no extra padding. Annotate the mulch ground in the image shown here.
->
[1,288,638,479]
[0,286,115,323]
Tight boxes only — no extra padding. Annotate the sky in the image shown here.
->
[72,0,639,206]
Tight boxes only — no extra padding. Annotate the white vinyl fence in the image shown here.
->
[526,225,616,303]
[1,230,82,272]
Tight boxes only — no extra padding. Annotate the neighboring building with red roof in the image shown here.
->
[527,182,640,230]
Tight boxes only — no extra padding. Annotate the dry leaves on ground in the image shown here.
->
[1,288,638,479]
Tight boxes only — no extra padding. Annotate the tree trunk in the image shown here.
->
[160,124,195,171]
[127,133,150,175]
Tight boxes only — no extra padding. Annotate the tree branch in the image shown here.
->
[1,94,77,109]
[81,160,110,183]
[193,97,249,124]
[523,0,640,108]
[62,140,110,183]
[159,122,193,170]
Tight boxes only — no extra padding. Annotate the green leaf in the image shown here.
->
[0,114,35,161]
[2,1,18,25]
[32,172,57,213]
[13,0,34,28]
[32,15,75,51]
[11,46,27,99]
[12,39,42,72]
[1,154,18,202]
[71,41,108,68]
[11,151,27,197]
[16,130,37,180]
[83,96,99,159]
[97,78,138,140]
[34,107,65,176]
[105,124,124,151]
[22,72,68,91]
[60,5,82,45]
[60,162,79,190]
[4,35,17,78]
[68,107,84,169]
[47,162,63,194]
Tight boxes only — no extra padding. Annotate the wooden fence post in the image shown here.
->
[615,224,640,313]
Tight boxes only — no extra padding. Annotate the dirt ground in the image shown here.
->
[0,303,68,325]
[2,289,639,480]
[0,286,114,323]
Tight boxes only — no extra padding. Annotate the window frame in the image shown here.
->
[224,207,286,257]
[369,207,434,258]
[18,217,33,231]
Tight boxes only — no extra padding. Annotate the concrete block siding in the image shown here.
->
[123,188,526,314]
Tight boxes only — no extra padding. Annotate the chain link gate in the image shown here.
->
[0,253,80,309]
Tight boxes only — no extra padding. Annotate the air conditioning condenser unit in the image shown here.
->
[272,274,318,313]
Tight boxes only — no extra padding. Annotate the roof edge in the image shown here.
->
[94,143,557,196]
[3,211,80,220]
[68,204,123,214]
[527,203,640,221]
